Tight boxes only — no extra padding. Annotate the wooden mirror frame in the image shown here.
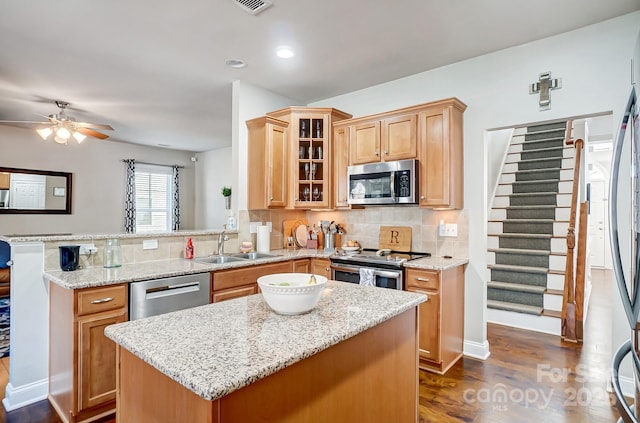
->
[0,167,72,214]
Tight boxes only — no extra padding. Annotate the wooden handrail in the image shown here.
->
[562,119,584,342]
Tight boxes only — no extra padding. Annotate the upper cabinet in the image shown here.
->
[332,126,351,209]
[333,97,466,210]
[418,99,466,209]
[348,113,418,165]
[266,107,351,210]
[246,116,289,209]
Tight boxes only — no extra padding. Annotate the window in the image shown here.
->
[135,164,174,233]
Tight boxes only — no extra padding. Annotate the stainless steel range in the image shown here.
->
[330,249,430,290]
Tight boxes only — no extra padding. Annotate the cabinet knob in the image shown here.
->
[269,197,274,201]
[375,150,379,156]
[384,150,388,155]
[420,195,425,200]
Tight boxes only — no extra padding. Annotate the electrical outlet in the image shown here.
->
[143,239,158,250]
[78,244,97,254]
[443,224,458,237]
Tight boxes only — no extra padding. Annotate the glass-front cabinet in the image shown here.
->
[267,107,351,209]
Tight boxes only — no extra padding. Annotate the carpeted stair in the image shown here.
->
[488,121,571,317]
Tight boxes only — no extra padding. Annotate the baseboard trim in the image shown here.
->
[487,307,561,336]
[2,379,49,411]
[463,339,491,360]
[617,375,635,399]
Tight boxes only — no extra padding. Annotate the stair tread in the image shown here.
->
[488,248,550,256]
[510,179,561,185]
[488,281,547,294]
[507,192,559,197]
[492,233,553,238]
[496,218,566,222]
[507,146,565,155]
[506,157,565,164]
[487,299,543,315]
[502,168,572,174]
[488,263,548,273]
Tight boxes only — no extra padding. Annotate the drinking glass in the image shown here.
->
[311,163,317,180]
[303,187,310,201]
[312,187,320,201]
[304,163,310,180]
[299,146,305,159]
[316,146,322,159]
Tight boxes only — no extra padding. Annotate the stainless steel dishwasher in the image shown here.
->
[129,273,210,320]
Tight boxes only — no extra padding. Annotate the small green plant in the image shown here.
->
[221,186,232,197]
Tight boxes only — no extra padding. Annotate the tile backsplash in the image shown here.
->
[238,206,468,258]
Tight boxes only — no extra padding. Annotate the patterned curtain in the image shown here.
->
[124,160,136,233]
[172,166,180,231]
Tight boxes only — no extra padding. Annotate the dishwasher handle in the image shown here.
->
[145,281,202,300]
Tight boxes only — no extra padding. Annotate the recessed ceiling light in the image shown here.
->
[225,59,247,69]
[276,47,294,59]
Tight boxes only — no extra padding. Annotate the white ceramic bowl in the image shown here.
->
[257,273,327,315]
[342,245,361,255]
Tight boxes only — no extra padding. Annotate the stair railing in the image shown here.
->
[562,119,586,343]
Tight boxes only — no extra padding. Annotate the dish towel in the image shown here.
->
[359,268,376,287]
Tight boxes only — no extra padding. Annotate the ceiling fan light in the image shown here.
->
[73,131,86,143]
[36,127,53,140]
[53,135,68,144]
[56,126,71,140]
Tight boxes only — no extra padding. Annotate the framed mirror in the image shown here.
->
[0,167,72,214]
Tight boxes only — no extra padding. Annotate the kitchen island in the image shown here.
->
[105,280,426,422]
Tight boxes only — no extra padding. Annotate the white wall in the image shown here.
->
[194,146,233,229]
[310,12,640,358]
[0,126,196,234]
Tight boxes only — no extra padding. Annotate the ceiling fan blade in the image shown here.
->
[75,121,114,131]
[76,127,109,140]
[0,120,51,129]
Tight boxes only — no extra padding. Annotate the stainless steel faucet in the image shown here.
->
[217,231,229,255]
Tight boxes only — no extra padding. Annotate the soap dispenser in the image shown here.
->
[227,210,237,231]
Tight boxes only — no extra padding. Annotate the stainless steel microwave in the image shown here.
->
[347,159,418,205]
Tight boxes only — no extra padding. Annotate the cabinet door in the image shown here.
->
[212,284,258,303]
[0,173,9,190]
[293,114,330,209]
[267,121,288,208]
[310,258,331,279]
[78,308,127,412]
[411,289,440,363]
[292,259,310,273]
[381,114,417,161]
[333,126,350,208]
[350,121,380,164]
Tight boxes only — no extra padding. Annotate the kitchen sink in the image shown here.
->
[192,255,246,264]
[229,252,281,260]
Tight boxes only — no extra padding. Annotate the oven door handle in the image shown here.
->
[330,263,402,279]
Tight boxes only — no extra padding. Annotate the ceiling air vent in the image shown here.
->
[232,0,273,15]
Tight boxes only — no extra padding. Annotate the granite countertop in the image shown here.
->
[0,229,229,243]
[104,280,426,401]
[403,255,469,270]
[46,248,334,289]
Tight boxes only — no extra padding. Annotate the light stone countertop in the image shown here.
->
[0,229,229,243]
[403,255,469,270]
[45,248,334,289]
[104,280,426,401]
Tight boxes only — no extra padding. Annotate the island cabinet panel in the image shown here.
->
[310,258,331,279]
[246,116,289,209]
[115,308,419,423]
[49,282,128,423]
[405,265,465,374]
[211,261,293,302]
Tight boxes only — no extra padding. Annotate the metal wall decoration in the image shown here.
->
[529,71,562,111]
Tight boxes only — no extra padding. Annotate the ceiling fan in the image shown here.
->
[0,100,114,144]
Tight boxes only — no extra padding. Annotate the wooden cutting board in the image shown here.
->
[378,226,411,252]
[283,219,307,248]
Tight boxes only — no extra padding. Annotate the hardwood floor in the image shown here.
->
[0,268,622,422]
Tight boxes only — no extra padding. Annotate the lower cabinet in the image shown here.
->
[211,261,293,302]
[310,258,331,279]
[49,282,128,422]
[405,265,465,374]
[292,259,310,273]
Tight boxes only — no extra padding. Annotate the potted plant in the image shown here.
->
[222,186,232,209]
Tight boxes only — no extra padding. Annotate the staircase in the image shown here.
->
[487,121,574,335]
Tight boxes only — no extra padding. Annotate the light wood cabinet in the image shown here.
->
[0,172,9,190]
[292,259,310,273]
[266,107,351,209]
[333,126,351,208]
[348,113,418,165]
[418,99,466,209]
[211,261,293,302]
[310,258,331,279]
[49,282,128,422]
[405,265,465,374]
[247,116,289,209]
